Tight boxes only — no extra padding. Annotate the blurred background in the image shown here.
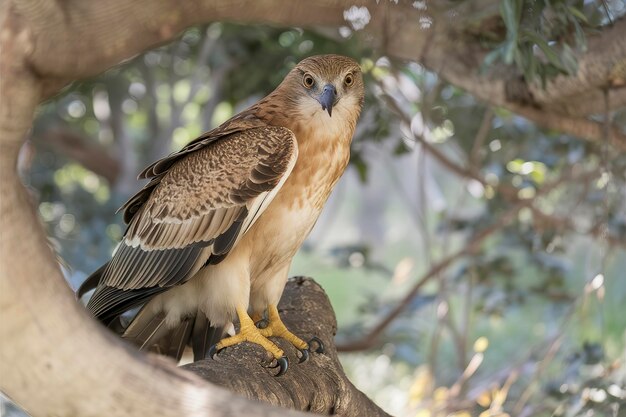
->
[3,1,626,416]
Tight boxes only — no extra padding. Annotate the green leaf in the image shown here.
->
[560,45,578,75]
[500,0,522,39]
[521,30,564,71]
[572,19,587,52]
[567,6,588,23]
[393,140,411,156]
[503,39,517,65]
[483,48,504,71]
[521,48,537,82]
[349,152,369,183]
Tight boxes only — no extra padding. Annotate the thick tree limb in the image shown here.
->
[416,5,626,117]
[185,277,390,417]
[11,0,625,144]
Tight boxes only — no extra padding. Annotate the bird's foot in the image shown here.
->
[209,306,288,376]
[258,304,325,363]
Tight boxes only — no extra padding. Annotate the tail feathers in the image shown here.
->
[192,311,224,361]
[164,317,194,360]
[78,265,223,362]
[121,305,223,362]
[122,305,171,350]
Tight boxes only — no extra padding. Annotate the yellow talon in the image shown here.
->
[215,306,284,360]
[258,304,308,350]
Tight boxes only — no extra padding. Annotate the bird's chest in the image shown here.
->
[247,130,350,275]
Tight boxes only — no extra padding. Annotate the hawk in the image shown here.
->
[79,54,364,375]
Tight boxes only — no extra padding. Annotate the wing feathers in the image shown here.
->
[212,210,247,256]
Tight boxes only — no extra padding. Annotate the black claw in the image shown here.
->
[298,348,309,363]
[267,356,289,376]
[255,318,269,329]
[208,344,221,359]
[308,336,325,354]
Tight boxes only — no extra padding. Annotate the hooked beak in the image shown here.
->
[317,84,337,117]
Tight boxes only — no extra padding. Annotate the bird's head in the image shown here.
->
[278,54,364,129]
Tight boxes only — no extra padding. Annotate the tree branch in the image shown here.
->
[10,0,625,146]
[0,4,308,417]
[419,13,626,117]
[508,104,626,151]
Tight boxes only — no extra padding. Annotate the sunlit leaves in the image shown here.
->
[505,158,547,184]
[53,163,109,202]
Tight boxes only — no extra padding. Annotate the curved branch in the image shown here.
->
[13,0,625,139]
[0,4,306,417]
[509,105,626,151]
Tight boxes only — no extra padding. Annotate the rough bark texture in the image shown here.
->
[1,1,625,416]
[184,277,390,417]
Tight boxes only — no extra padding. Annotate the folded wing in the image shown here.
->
[85,125,297,323]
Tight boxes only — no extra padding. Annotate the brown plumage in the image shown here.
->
[80,54,364,372]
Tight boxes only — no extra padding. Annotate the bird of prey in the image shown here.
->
[79,54,364,375]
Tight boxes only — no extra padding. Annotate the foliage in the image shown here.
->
[481,0,611,85]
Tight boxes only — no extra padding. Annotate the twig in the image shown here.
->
[381,150,430,244]
[511,302,579,415]
[469,107,494,169]
[337,199,523,352]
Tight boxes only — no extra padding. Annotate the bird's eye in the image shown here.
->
[303,73,315,89]
[344,73,354,86]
